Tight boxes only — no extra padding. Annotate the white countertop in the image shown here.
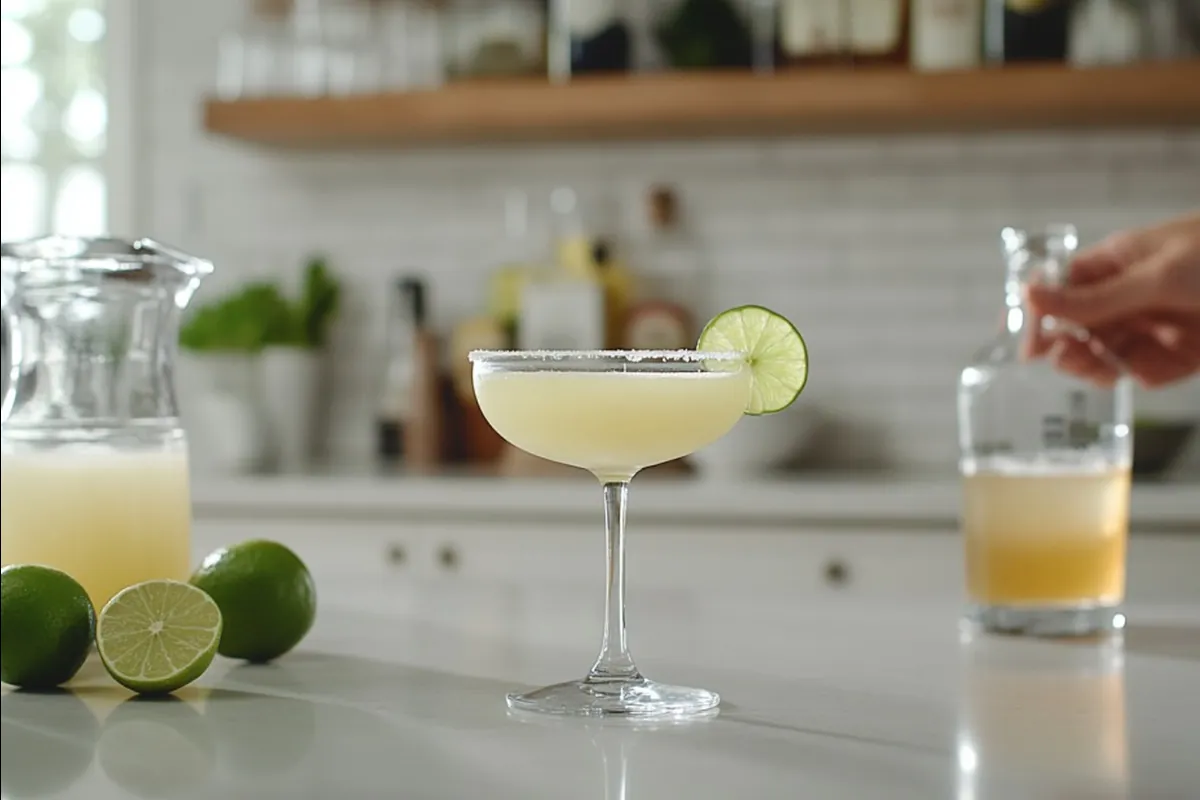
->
[4,598,1199,800]
[191,472,1200,530]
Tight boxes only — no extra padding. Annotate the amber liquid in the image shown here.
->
[962,468,1130,606]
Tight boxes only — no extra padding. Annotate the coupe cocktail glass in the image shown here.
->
[470,349,751,718]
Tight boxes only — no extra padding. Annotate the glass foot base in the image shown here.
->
[965,603,1124,638]
[506,676,720,719]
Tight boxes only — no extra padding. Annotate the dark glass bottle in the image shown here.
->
[375,278,424,466]
[984,0,1072,63]
[556,0,633,76]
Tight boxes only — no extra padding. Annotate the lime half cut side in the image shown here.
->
[698,305,809,415]
[97,580,223,695]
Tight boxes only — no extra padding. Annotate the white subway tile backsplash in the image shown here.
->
[140,0,1200,471]
[1173,130,1200,160]
[1115,165,1200,205]
[769,137,892,170]
[958,131,1078,164]
[1075,131,1174,162]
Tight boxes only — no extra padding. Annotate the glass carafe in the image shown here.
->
[957,224,1133,638]
[1,236,213,609]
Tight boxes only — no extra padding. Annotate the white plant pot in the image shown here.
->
[176,351,270,475]
[690,403,822,478]
[260,347,322,474]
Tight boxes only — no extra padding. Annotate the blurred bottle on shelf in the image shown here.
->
[747,0,781,72]
[654,0,761,71]
[984,0,1071,63]
[1068,0,1144,66]
[487,190,539,347]
[288,0,386,96]
[375,277,442,471]
[777,0,910,68]
[215,0,292,99]
[377,0,447,90]
[639,185,712,338]
[624,300,693,350]
[1144,0,1200,59]
[910,0,984,72]
[592,239,636,349]
[217,0,425,98]
[550,0,634,79]
[777,0,851,66]
[548,187,597,279]
[443,0,548,79]
[847,0,911,66]
[517,188,606,351]
[448,317,508,465]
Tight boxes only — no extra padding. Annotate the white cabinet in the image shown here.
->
[193,517,1200,608]
[192,519,961,598]
[1127,534,1200,604]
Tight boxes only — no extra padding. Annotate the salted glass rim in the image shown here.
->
[468,349,747,365]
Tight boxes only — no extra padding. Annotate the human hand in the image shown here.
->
[1022,214,1200,388]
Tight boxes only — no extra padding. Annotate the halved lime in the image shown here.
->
[698,305,809,415]
[96,580,222,695]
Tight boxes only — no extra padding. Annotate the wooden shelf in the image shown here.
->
[204,62,1200,148]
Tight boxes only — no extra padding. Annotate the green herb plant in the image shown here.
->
[656,0,755,70]
[179,257,341,353]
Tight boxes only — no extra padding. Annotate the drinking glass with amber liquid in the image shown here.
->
[957,225,1133,637]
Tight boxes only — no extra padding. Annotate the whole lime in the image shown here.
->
[1,564,96,689]
[189,540,316,663]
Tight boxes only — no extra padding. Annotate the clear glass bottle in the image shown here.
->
[847,0,911,66]
[778,0,851,67]
[984,0,1071,63]
[1,236,212,609]
[910,0,984,72]
[957,225,1133,638]
[549,0,634,78]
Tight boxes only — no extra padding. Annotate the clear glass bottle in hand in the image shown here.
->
[957,224,1133,637]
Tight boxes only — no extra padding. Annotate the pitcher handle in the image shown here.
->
[1,292,19,418]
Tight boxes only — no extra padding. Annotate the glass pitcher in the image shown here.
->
[957,224,1133,638]
[1,236,213,609]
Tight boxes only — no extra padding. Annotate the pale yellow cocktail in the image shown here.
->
[473,366,751,483]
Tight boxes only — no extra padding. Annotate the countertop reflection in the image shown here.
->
[3,604,1199,799]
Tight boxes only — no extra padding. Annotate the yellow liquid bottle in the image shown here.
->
[957,224,1133,637]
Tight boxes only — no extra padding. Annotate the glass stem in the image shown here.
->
[589,482,640,682]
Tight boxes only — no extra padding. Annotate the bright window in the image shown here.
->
[1,0,113,241]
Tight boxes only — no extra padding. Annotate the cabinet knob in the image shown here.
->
[823,559,850,587]
[385,543,407,566]
[437,544,460,571]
